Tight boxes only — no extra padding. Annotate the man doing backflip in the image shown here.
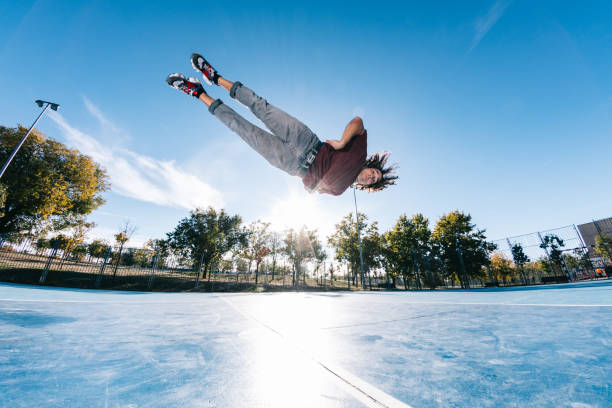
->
[167,53,397,195]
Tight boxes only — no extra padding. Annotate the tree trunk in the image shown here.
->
[520,266,527,285]
[112,244,124,280]
[292,264,296,286]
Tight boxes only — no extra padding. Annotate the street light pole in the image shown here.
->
[353,187,366,289]
[0,100,60,180]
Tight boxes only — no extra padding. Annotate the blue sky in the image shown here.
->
[1,0,611,246]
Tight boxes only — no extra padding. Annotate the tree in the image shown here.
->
[268,231,282,281]
[48,234,71,265]
[0,126,109,236]
[361,226,382,288]
[0,184,7,218]
[70,243,87,262]
[532,257,553,277]
[572,248,595,276]
[48,219,94,270]
[219,258,233,274]
[594,233,612,261]
[431,211,496,288]
[236,257,249,276]
[539,234,565,281]
[510,243,530,285]
[166,207,245,282]
[490,252,515,284]
[112,221,136,278]
[145,239,170,268]
[304,230,327,281]
[88,239,110,262]
[283,227,318,286]
[382,213,431,290]
[328,212,381,287]
[244,221,271,284]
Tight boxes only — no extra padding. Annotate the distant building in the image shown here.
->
[577,217,612,259]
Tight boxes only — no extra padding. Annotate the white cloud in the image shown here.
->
[470,0,511,52]
[47,101,224,211]
[82,96,121,135]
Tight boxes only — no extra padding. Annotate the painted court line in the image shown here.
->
[1,298,611,308]
[395,301,612,307]
[218,295,413,408]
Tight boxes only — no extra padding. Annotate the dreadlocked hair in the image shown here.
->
[354,151,398,192]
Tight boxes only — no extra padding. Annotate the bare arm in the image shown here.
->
[326,117,365,150]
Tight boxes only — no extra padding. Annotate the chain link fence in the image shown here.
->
[0,237,358,291]
[491,223,607,284]
[0,220,609,292]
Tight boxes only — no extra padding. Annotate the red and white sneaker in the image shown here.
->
[191,53,219,86]
[166,73,205,97]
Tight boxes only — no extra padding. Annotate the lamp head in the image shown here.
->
[34,99,60,111]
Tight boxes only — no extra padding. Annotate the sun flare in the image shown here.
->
[264,190,333,236]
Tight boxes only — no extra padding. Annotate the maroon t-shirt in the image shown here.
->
[302,130,367,196]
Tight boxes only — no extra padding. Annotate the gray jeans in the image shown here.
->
[208,82,321,177]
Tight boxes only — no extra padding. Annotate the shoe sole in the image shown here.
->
[191,54,214,86]
[167,73,203,96]
[166,73,187,87]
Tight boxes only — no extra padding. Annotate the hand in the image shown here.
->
[326,139,345,150]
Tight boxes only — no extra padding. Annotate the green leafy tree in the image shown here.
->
[49,234,71,255]
[382,213,431,290]
[236,257,249,275]
[573,248,595,275]
[119,248,146,267]
[594,233,612,261]
[532,257,552,276]
[490,252,515,284]
[219,258,233,274]
[49,219,94,269]
[88,239,110,261]
[268,231,282,281]
[134,248,152,267]
[35,237,51,255]
[145,239,170,268]
[283,227,318,286]
[510,243,530,285]
[361,226,382,288]
[0,184,7,218]
[431,211,496,288]
[328,212,380,287]
[166,207,245,281]
[312,235,327,285]
[328,214,360,286]
[244,221,271,284]
[539,234,565,280]
[563,253,580,269]
[0,126,109,236]
[70,243,87,262]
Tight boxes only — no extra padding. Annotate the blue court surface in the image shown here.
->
[1,281,611,408]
